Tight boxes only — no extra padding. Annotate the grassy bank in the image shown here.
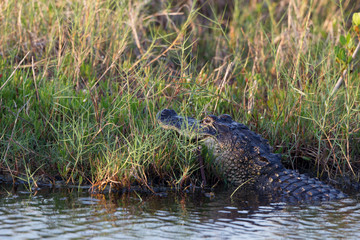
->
[1,0,359,190]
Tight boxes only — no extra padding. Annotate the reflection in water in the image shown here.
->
[0,184,359,239]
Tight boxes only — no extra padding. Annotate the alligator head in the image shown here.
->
[157,109,283,186]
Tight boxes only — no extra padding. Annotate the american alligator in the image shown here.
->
[157,109,347,202]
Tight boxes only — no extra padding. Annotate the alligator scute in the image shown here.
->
[157,109,347,203]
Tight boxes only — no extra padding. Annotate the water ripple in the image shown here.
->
[0,187,360,239]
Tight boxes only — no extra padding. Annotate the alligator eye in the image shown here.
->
[202,117,213,125]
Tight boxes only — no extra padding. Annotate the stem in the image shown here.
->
[197,148,206,187]
[330,40,360,96]
[0,52,30,91]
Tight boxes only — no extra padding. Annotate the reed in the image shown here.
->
[0,0,359,190]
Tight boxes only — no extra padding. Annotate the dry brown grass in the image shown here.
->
[0,0,359,189]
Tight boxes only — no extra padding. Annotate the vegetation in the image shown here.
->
[0,0,359,191]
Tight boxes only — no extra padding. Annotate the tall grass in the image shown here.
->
[0,0,359,190]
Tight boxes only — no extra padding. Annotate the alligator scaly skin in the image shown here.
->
[157,109,347,202]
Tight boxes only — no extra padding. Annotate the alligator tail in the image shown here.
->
[264,169,347,202]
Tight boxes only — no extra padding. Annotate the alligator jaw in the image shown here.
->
[156,109,215,139]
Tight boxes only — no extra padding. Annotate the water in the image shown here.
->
[0,184,359,239]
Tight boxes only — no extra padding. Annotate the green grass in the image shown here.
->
[0,0,359,190]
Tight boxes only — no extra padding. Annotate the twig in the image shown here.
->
[145,33,182,67]
[5,107,35,128]
[0,52,30,91]
[128,1,143,55]
[214,61,234,111]
[197,148,206,187]
[90,46,125,91]
[331,40,360,96]
[31,57,40,103]
[230,178,253,199]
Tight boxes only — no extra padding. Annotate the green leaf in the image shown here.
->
[346,33,351,43]
[352,12,360,27]
[340,35,346,46]
[335,46,347,63]
[346,33,354,49]
[347,56,353,63]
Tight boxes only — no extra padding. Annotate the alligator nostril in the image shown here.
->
[161,109,177,117]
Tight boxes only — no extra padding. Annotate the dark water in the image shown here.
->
[0,184,360,240]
